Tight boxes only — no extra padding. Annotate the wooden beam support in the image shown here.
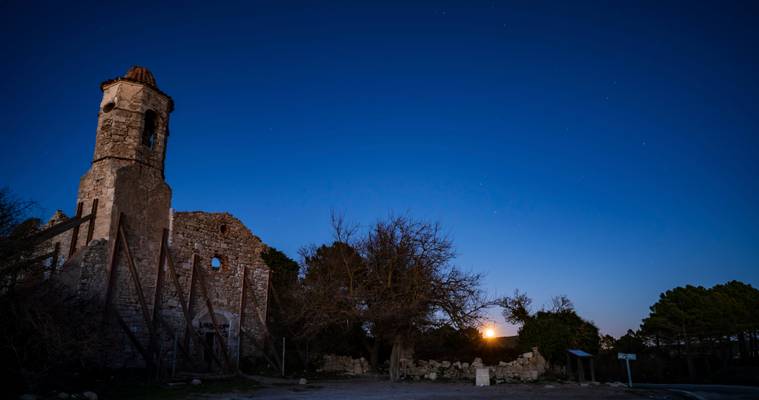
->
[4,199,97,268]
[85,198,98,244]
[103,213,122,315]
[194,255,235,372]
[68,202,83,257]
[245,273,284,372]
[163,241,224,370]
[17,212,92,256]
[50,242,60,275]
[184,258,196,353]
[150,228,169,374]
[158,316,192,362]
[1,249,60,281]
[152,228,169,328]
[237,267,247,366]
[113,309,155,369]
[150,229,169,361]
[118,220,157,346]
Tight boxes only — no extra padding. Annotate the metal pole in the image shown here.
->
[625,358,632,388]
[282,337,286,377]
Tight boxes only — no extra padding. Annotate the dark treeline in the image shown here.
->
[500,283,759,385]
[596,281,759,384]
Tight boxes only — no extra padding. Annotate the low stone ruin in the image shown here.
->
[402,348,547,382]
[491,347,548,382]
[319,354,371,375]
[319,347,548,383]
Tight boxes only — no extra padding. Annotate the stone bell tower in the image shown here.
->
[71,65,174,291]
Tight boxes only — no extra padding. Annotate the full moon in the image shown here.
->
[483,328,496,338]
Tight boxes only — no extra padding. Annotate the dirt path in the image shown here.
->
[195,379,667,400]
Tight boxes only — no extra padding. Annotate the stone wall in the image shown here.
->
[96,80,172,173]
[318,354,371,375]
[317,348,547,383]
[402,348,548,383]
[163,211,270,369]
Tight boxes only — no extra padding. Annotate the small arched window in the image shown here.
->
[210,256,222,271]
[142,110,157,148]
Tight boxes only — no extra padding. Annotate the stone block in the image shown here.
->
[475,367,490,386]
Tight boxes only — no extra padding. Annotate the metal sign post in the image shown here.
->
[617,353,636,388]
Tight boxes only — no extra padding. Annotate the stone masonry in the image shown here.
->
[318,348,548,383]
[401,348,548,383]
[42,66,271,371]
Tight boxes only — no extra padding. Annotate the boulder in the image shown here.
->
[191,378,202,386]
[82,392,98,400]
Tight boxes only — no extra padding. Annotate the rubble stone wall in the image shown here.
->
[319,348,548,383]
[401,348,548,382]
[319,354,371,375]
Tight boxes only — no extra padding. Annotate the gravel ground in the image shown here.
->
[195,379,672,400]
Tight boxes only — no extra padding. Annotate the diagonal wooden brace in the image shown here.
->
[164,240,225,370]
[193,255,235,372]
[118,219,159,354]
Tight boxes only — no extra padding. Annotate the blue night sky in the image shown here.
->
[2,1,758,337]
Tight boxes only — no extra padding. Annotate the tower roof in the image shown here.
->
[124,66,157,87]
[100,66,174,111]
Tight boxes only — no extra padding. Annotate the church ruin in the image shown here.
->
[39,66,271,372]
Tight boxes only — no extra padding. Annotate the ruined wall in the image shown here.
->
[400,348,548,383]
[319,354,371,375]
[37,66,272,372]
[161,211,270,370]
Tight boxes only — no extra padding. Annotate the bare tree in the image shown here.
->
[500,289,533,325]
[297,215,490,381]
[0,188,107,392]
[550,294,574,313]
[0,188,40,292]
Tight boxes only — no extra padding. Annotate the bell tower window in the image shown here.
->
[142,110,157,149]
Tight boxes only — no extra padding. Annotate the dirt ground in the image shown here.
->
[194,379,676,400]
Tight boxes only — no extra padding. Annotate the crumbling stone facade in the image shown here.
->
[43,66,270,372]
